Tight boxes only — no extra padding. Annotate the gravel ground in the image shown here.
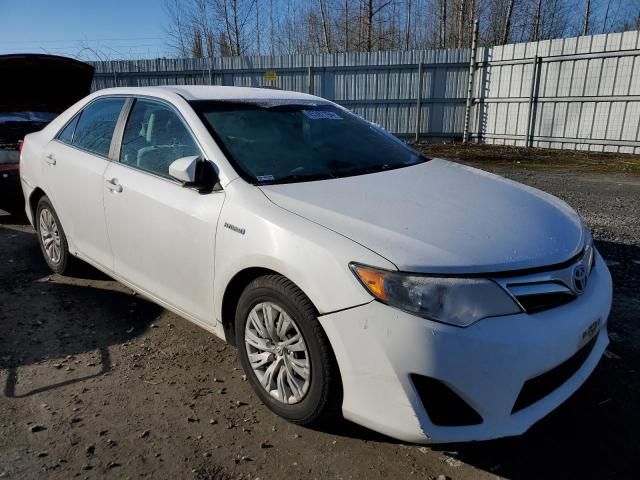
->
[1,149,639,479]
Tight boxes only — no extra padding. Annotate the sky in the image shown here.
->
[2,0,638,61]
[0,0,170,60]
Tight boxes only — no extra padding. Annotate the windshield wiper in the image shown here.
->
[335,156,429,178]
[335,163,392,177]
[258,172,336,185]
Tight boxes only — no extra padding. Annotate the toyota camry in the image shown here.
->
[19,86,612,443]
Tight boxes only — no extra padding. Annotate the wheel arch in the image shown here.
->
[220,267,320,347]
[28,187,47,226]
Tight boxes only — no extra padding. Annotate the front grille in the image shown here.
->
[497,247,595,315]
[512,336,598,413]
[514,291,576,313]
[411,374,483,426]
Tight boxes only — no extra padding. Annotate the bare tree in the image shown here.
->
[602,0,613,33]
[163,0,640,59]
[344,0,350,51]
[583,0,591,35]
[625,9,640,31]
[192,29,204,57]
[364,0,392,51]
[213,0,259,56]
[404,0,412,49]
[502,0,515,44]
[192,0,216,57]
[531,0,542,41]
[164,0,192,57]
[439,0,447,48]
[256,0,261,54]
[457,0,464,47]
[231,0,242,55]
[318,0,333,52]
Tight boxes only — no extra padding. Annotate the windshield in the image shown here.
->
[191,100,428,184]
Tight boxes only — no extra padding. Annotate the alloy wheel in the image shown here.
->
[39,208,61,264]
[244,302,311,404]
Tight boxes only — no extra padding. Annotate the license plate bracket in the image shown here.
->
[580,318,601,348]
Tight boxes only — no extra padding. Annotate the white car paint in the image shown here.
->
[19,85,612,443]
[41,134,113,268]
[321,253,611,442]
[103,160,223,324]
[261,159,585,273]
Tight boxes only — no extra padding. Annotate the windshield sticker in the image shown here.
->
[302,110,343,120]
[257,174,275,182]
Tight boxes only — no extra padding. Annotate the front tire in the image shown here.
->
[36,196,73,274]
[235,274,342,426]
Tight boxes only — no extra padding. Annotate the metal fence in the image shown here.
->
[91,29,640,154]
[473,30,640,154]
[91,49,470,141]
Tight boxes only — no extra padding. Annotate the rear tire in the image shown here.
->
[235,274,342,426]
[35,196,74,275]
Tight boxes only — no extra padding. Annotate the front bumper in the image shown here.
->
[319,252,612,443]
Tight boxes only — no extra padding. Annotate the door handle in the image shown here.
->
[45,153,56,165]
[105,178,123,193]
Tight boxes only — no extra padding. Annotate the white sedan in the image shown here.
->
[19,86,612,443]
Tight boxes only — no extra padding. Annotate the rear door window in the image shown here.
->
[72,98,125,157]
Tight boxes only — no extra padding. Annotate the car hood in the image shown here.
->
[259,159,585,274]
[0,54,94,114]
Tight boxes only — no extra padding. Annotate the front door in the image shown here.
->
[103,98,224,325]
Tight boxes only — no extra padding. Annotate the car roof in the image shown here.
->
[92,85,328,103]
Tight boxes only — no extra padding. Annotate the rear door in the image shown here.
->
[43,97,126,270]
[103,97,224,325]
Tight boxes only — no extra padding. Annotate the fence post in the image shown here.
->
[463,20,479,143]
[526,56,542,147]
[308,65,313,94]
[415,62,424,143]
[113,70,118,88]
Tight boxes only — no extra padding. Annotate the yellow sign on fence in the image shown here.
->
[264,70,277,82]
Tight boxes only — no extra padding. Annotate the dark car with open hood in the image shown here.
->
[0,54,93,213]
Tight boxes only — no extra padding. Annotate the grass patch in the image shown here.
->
[415,143,640,175]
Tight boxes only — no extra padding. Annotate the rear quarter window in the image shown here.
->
[57,115,80,144]
[72,98,125,157]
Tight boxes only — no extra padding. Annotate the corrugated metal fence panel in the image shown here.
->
[91,32,640,152]
[91,49,470,139]
[474,31,640,153]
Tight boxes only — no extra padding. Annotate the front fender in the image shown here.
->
[213,181,394,338]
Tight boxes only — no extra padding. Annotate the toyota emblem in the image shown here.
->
[573,265,588,294]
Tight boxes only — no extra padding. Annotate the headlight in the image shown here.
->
[350,263,522,327]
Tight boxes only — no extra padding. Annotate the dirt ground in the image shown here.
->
[1,145,639,480]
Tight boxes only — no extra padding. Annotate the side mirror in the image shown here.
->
[169,155,199,183]
[169,156,220,193]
